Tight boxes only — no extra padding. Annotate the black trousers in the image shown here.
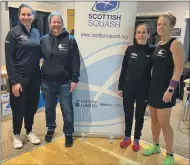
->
[9,77,41,135]
[123,80,149,140]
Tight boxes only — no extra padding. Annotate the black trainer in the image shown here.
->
[45,131,54,142]
[65,136,73,147]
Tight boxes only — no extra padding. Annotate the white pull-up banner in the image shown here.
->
[73,1,137,136]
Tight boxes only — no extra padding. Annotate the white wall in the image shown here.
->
[56,2,74,29]
[8,1,56,12]
[0,2,2,73]
[1,2,10,66]
[137,2,189,43]
[0,2,2,67]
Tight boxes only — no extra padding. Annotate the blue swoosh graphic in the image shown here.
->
[83,41,131,60]
[80,53,123,72]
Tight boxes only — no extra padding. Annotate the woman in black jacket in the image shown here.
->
[5,4,41,149]
[118,23,155,152]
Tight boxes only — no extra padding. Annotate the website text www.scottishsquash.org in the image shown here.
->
[80,33,128,40]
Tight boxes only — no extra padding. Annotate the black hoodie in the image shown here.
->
[40,29,80,83]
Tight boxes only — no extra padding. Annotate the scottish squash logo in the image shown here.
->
[92,1,120,13]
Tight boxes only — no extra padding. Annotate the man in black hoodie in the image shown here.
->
[40,12,80,147]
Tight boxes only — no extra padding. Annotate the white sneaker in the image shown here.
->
[26,132,41,144]
[13,135,23,149]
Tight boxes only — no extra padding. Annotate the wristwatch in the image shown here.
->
[168,88,174,93]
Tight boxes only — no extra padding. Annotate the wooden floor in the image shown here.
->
[2,137,189,165]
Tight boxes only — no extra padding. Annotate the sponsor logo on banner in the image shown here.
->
[74,100,122,108]
[88,1,121,28]
[75,100,98,108]
[100,102,122,107]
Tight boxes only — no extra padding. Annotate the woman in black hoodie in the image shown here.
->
[40,12,80,147]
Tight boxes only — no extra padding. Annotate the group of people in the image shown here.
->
[5,4,80,149]
[5,3,184,165]
[118,13,184,165]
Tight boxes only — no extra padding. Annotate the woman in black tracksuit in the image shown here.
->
[118,23,155,152]
[5,4,41,149]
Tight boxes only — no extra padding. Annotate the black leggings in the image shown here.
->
[123,80,149,139]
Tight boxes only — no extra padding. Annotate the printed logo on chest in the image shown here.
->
[156,49,167,57]
[146,54,150,58]
[58,44,67,51]
[18,34,29,43]
[130,53,138,58]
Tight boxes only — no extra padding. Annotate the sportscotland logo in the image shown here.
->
[92,1,120,13]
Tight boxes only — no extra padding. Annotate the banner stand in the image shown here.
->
[73,131,124,143]
[73,1,137,139]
